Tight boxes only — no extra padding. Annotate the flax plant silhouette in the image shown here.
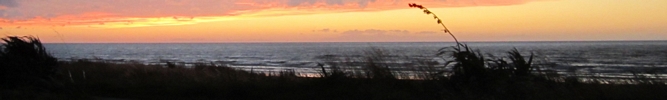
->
[409,3,461,49]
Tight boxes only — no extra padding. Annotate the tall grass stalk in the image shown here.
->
[409,3,461,49]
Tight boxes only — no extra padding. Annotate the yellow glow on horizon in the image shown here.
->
[92,16,242,28]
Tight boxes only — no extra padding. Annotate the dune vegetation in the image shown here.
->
[2,38,666,100]
[2,3,666,100]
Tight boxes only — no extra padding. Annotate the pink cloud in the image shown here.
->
[341,29,410,35]
[0,0,545,27]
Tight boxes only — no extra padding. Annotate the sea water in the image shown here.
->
[45,41,667,79]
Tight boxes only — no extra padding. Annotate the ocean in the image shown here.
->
[45,41,667,79]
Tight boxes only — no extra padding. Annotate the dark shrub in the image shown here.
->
[508,48,533,77]
[441,44,488,82]
[362,47,396,80]
[0,36,58,88]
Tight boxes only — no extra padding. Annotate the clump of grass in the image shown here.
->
[408,57,447,80]
[410,3,541,84]
[508,48,534,77]
[0,36,59,89]
[0,36,82,99]
[440,44,488,82]
[362,47,396,80]
[317,55,350,79]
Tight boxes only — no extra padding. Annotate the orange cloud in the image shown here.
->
[0,0,544,28]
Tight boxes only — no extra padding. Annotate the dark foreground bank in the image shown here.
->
[2,36,666,100]
[1,58,664,100]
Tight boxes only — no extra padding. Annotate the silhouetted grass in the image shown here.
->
[52,59,448,99]
[3,3,667,99]
[0,36,84,99]
[0,36,58,87]
[1,35,665,99]
[47,51,666,100]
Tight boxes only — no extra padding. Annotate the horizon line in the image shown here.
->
[42,39,667,44]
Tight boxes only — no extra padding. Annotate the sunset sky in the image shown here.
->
[1,0,666,43]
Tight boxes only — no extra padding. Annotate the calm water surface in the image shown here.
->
[45,41,667,78]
